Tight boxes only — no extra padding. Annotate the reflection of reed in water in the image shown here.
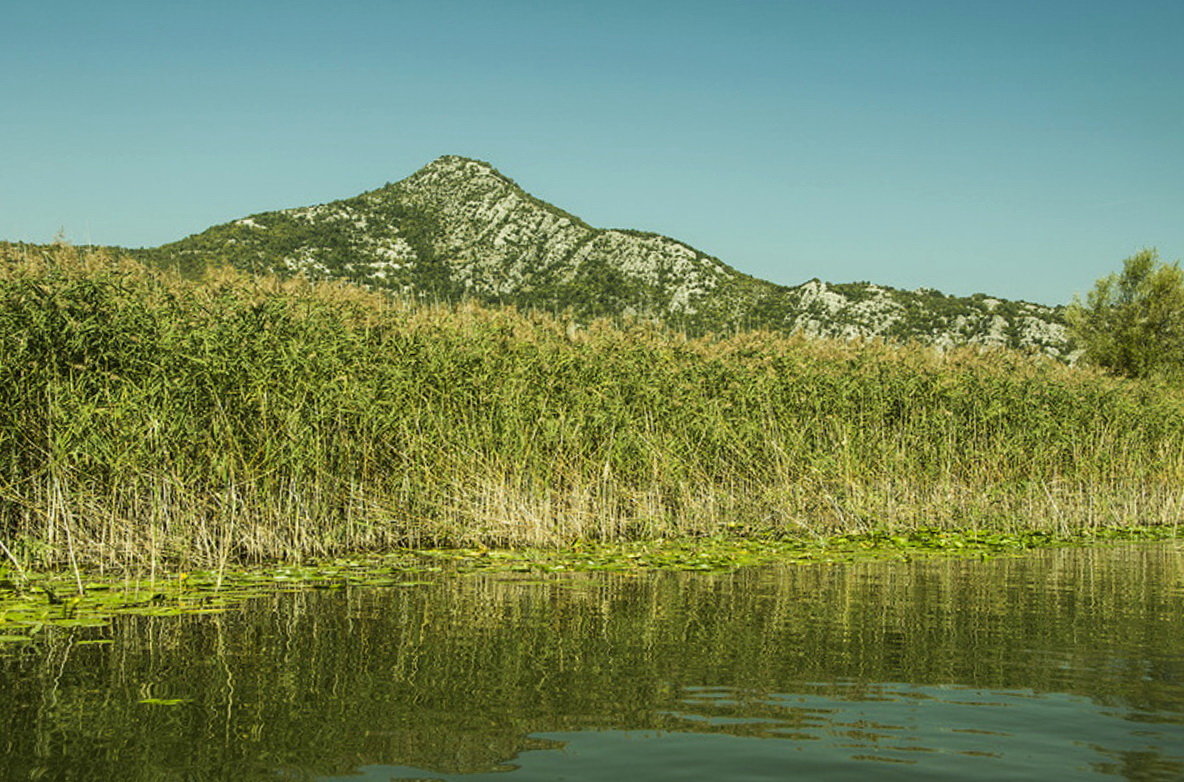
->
[0,544,1181,780]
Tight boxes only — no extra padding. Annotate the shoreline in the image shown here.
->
[2,525,1179,645]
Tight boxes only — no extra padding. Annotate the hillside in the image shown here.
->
[137,155,1072,356]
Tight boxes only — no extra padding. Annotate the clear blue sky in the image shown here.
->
[2,0,1180,305]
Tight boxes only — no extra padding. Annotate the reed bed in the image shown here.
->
[1,244,1182,569]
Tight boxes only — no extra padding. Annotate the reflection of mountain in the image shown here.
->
[1,545,1181,779]
[137,155,1072,356]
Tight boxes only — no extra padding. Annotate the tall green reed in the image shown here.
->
[1,243,1181,569]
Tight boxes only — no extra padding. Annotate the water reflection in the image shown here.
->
[1,544,1182,781]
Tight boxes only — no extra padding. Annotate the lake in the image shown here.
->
[1,543,1181,781]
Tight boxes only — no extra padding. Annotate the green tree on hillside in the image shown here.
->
[1067,249,1184,379]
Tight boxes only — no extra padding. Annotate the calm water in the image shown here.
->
[1,543,1182,781]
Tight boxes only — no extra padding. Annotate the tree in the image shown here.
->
[1066,249,1184,379]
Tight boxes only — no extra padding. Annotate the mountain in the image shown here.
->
[136,155,1073,357]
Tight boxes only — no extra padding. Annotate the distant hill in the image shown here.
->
[135,155,1072,356]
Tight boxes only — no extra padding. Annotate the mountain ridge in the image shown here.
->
[134,155,1073,357]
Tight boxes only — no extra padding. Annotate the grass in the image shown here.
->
[1,242,1182,573]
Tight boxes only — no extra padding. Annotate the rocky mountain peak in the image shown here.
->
[402,155,515,193]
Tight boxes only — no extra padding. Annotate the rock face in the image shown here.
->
[142,155,1073,356]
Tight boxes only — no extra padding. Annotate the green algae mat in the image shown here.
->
[1,526,1177,640]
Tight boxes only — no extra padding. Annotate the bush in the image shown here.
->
[1067,249,1184,379]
